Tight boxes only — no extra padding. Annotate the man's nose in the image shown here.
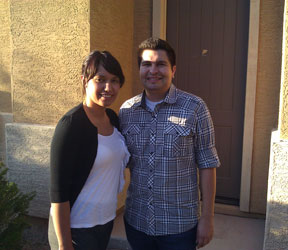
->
[149,64,158,74]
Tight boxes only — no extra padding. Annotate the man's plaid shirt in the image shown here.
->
[119,84,220,236]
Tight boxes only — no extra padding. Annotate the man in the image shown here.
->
[119,37,220,250]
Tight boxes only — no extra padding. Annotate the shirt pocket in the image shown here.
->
[122,124,141,156]
[163,124,194,157]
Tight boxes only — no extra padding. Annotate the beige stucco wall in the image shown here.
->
[90,0,134,111]
[279,0,288,140]
[132,0,152,95]
[250,0,284,214]
[9,0,136,125]
[0,1,12,113]
[10,0,89,124]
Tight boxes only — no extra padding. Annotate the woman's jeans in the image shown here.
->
[48,215,113,250]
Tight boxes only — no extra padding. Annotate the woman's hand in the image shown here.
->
[51,202,74,250]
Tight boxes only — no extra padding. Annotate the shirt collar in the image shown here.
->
[163,84,177,104]
[137,83,177,108]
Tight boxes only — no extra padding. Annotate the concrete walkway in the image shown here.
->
[108,211,265,250]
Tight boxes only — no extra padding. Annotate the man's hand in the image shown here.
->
[196,214,214,248]
[197,168,216,248]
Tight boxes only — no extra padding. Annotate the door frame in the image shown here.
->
[153,0,260,212]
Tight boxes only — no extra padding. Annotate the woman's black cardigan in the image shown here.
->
[49,103,119,209]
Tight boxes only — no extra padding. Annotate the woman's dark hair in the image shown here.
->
[137,37,176,69]
[81,50,125,96]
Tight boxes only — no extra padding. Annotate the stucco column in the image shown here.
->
[279,0,288,140]
[264,0,288,249]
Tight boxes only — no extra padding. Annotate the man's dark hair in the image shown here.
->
[137,37,176,69]
[81,50,125,96]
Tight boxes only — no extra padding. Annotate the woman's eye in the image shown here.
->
[111,79,120,84]
[95,78,105,83]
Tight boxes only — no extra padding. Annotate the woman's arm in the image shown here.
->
[51,202,74,250]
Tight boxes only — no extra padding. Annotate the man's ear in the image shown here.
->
[172,65,176,78]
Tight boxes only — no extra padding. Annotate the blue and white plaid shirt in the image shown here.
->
[119,84,220,236]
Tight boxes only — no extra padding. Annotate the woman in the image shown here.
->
[48,50,130,250]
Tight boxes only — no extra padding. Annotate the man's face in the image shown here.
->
[139,49,176,101]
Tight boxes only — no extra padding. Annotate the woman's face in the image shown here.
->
[84,64,121,108]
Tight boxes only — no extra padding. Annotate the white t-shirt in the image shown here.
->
[145,97,163,111]
[70,128,130,228]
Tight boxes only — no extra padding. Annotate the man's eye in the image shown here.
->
[141,62,151,66]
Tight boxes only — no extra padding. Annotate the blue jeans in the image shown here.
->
[71,220,113,250]
[48,215,113,250]
[124,218,197,250]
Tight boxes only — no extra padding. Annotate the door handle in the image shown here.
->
[202,49,208,56]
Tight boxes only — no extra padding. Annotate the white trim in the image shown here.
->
[239,0,260,212]
[152,0,167,39]
[153,0,260,212]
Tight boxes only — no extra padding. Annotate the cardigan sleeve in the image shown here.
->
[50,115,76,203]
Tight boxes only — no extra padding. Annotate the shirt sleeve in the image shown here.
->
[50,115,76,203]
[194,100,220,169]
